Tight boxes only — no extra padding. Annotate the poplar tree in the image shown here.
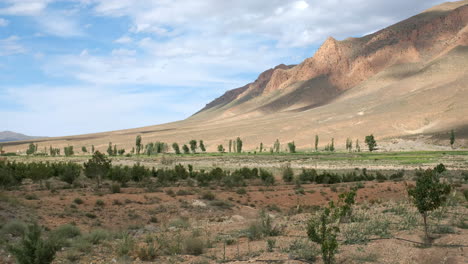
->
[136,135,142,155]
[199,140,206,152]
[315,135,319,152]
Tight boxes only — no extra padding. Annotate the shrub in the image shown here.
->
[51,224,81,242]
[375,172,387,182]
[25,193,39,200]
[136,243,157,261]
[266,239,276,252]
[169,218,190,229]
[8,223,59,264]
[84,229,109,244]
[95,200,105,207]
[260,169,275,186]
[209,200,233,209]
[307,206,339,264]
[282,165,294,183]
[117,232,134,256]
[73,198,84,205]
[110,183,121,193]
[184,237,204,255]
[284,239,318,262]
[201,191,215,200]
[1,220,27,237]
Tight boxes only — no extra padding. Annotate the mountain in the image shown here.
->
[2,1,467,152]
[0,131,46,143]
[193,0,468,120]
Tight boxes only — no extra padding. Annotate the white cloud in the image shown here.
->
[114,35,133,44]
[90,0,445,47]
[0,35,26,56]
[0,0,49,16]
[0,18,9,27]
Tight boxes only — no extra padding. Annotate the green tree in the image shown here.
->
[407,168,451,244]
[107,142,113,156]
[306,189,356,264]
[64,146,74,157]
[8,223,59,264]
[189,140,198,153]
[91,145,95,154]
[135,135,142,155]
[355,139,360,152]
[236,137,243,153]
[28,162,52,188]
[84,151,111,188]
[118,149,125,156]
[287,141,296,153]
[330,138,335,152]
[217,144,225,153]
[274,139,280,153]
[81,146,87,153]
[307,205,339,264]
[113,144,117,156]
[26,143,37,155]
[450,129,455,149]
[182,144,190,154]
[364,135,377,152]
[199,140,206,152]
[229,140,232,153]
[259,142,263,153]
[315,135,319,152]
[172,143,181,154]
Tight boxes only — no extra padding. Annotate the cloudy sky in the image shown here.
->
[1,0,446,136]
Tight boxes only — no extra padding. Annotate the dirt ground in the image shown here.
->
[1,171,467,264]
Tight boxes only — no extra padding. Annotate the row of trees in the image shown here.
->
[19,129,458,157]
[1,152,410,190]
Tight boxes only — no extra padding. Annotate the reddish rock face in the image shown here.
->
[196,2,468,117]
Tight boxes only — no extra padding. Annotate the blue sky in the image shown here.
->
[1,0,446,136]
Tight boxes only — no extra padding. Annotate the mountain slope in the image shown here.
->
[193,0,468,120]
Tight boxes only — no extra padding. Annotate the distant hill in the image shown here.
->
[0,131,46,142]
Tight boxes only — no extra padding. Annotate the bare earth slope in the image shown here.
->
[3,1,468,153]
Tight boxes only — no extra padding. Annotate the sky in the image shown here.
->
[0,0,447,137]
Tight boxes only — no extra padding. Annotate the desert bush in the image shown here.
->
[260,169,275,186]
[201,191,215,200]
[51,224,81,241]
[375,172,387,182]
[110,182,121,193]
[1,220,27,238]
[8,223,59,264]
[209,200,233,209]
[169,217,190,229]
[84,229,109,244]
[266,238,276,252]
[299,168,317,183]
[95,199,105,207]
[136,242,157,261]
[282,165,294,182]
[73,197,84,204]
[184,236,204,255]
[117,232,134,256]
[284,239,318,262]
